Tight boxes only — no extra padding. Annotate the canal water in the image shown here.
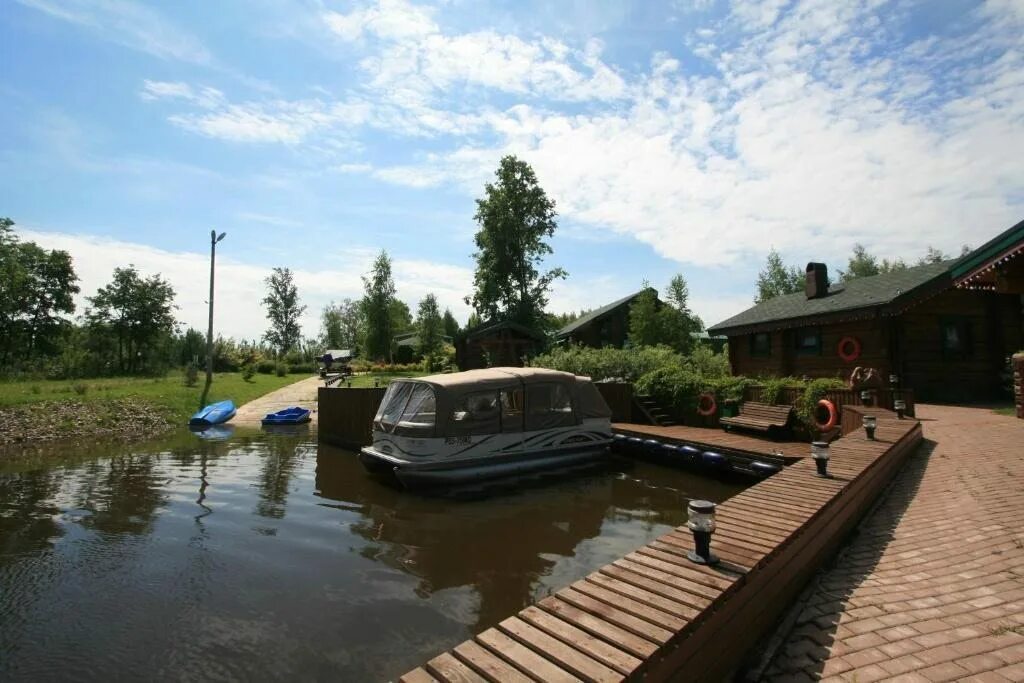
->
[0,429,743,681]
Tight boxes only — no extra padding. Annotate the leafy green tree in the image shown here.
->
[467,155,566,330]
[361,250,396,361]
[261,267,306,356]
[659,274,703,353]
[86,265,177,374]
[320,298,362,352]
[442,308,460,338]
[0,217,79,365]
[755,248,804,303]
[178,328,205,366]
[839,244,909,280]
[389,299,413,336]
[415,293,444,360]
[465,311,483,330]
[628,285,662,347]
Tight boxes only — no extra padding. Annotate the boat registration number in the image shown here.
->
[445,436,472,445]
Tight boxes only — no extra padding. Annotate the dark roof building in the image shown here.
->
[708,219,1024,403]
[555,289,654,348]
[455,320,547,371]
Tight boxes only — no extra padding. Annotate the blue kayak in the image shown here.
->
[189,400,237,426]
[261,406,311,426]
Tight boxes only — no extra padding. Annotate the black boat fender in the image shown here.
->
[702,451,729,471]
[750,461,781,478]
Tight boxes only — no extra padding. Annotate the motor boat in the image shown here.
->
[358,367,613,488]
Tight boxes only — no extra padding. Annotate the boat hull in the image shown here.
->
[359,441,610,488]
[261,407,312,425]
[188,400,237,427]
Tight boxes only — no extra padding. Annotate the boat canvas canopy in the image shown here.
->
[373,367,612,438]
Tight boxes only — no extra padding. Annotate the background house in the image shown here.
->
[708,219,1024,403]
[392,332,453,363]
[554,289,655,348]
[455,320,546,370]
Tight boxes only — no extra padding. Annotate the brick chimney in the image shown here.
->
[805,262,829,299]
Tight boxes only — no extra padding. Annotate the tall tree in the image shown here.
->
[442,308,460,338]
[86,265,176,374]
[627,284,662,347]
[755,248,804,303]
[467,155,566,330]
[361,250,396,361]
[0,218,79,365]
[415,293,444,360]
[261,267,306,356]
[660,274,703,353]
[319,298,362,352]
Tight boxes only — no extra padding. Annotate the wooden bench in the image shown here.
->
[720,401,793,434]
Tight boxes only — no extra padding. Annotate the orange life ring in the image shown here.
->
[815,399,838,431]
[696,392,717,416]
[838,336,861,362]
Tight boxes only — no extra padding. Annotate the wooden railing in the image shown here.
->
[742,385,916,418]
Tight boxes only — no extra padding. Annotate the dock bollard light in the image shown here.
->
[686,500,719,566]
[860,389,872,406]
[889,373,899,387]
[811,441,831,478]
[863,415,877,440]
[894,399,906,420]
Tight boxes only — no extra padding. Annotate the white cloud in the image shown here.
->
[15,0,211,64]
[19,229,474,339]
[140,80,225,109]
[323,0,437,41]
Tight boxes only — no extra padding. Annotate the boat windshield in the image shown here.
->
[375,382,415,433]
[393,384,436,437]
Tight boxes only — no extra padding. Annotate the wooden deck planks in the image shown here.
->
[611,423,807,461]
[401,416,924,682]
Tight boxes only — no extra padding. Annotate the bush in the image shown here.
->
[275,362,288,377]
[72,382,89,396]
[682,344,731,378]
[242,364,256,382]
[183,363,199,387]
[256,360,276,374]
[796,377,848,429]
[288,363,315,374]
[530,345,683,382]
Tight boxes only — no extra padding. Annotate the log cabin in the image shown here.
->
[708,219,1024,403]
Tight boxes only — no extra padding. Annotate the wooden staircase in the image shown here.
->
[633,393,679,426]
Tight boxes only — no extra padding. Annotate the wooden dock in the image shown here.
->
[400,415,923,682]
[611,423,807,464]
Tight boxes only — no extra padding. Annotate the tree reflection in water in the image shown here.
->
[314,446,740,633]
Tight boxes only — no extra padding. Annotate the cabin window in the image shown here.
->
[525,383,576,430]
[794,328,822,355]
[500,388,524,432]
[449,390,501,435]
[375,381,415,433]
[393,384,436,437]
[940,318,973,359]
[750,332,771,357]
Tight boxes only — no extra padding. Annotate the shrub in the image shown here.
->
[288,363,315,374]
[242,364,256,382]
[275,362,289,377]
[683,345,731,378]
[72,382,89,396]
[796,377,848,428]
[530,345,683,382]
[183,362,199,387]
[256,360,276,374]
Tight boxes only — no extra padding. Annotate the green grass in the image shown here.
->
[0,372,302,421]
[339,371,429,388]
[993,404,1018,416]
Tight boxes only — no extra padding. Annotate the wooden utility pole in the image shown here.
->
[200,230,226,408]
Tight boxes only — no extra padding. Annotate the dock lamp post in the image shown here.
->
[860,389,873,407]
[811,441,831,478]
[863,415,877,440]
[686,500,719,566]
[200,230,226,409]
[894,399,906,420]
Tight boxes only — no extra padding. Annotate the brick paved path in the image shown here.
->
[764,404,1024,682]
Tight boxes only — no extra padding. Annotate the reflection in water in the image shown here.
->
[0,431,743,681]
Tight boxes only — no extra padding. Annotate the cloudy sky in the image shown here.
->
[2,0,1022,340]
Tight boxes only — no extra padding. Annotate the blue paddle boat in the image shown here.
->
[189,400,236,427]
[261,406,311,426]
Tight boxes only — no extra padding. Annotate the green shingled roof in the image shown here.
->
[555,289,651,339]
[708,261,953,334]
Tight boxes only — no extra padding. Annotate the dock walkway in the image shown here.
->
[401,413,924,681]
[764,404,1024,682]
[233,375,321,426]
[612,422,807,463]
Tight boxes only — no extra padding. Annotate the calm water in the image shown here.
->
[0,429,743,681]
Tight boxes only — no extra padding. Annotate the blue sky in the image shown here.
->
[2,0,1022,339]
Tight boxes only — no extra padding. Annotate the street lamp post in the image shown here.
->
[200,230,226,408]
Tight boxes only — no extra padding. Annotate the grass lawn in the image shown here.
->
[341,371,429,388]
[993,404,1017,416]
[0,372,305,421]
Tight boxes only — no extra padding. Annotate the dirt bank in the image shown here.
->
[0,398,176,448]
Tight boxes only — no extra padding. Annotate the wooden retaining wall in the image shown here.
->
[595,383,633,423]
[317,386,386,450]
[400,415,923,682]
